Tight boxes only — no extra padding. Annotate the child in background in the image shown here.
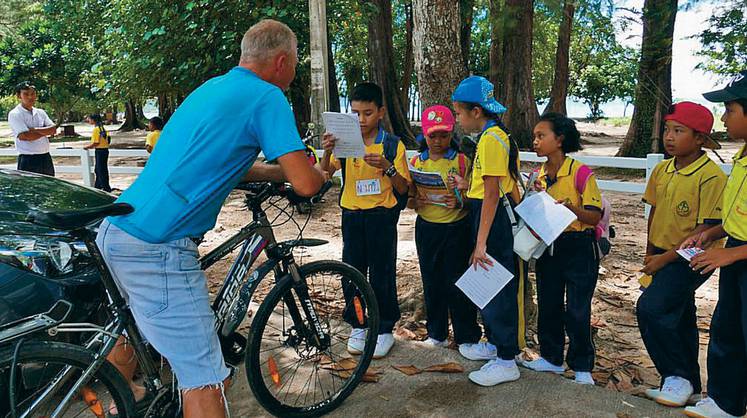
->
[409,105,481,349]
[452,75,523,386]
[83,113,112,192]
[683,71,747,418]
[635,102,727,407]
[520,113,603,385]
[145,116,163,153]
[320,82,411,359]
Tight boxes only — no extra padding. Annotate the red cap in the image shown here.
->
[421,105,455,136]
[664,102,720,149]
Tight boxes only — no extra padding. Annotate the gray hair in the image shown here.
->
[240,19,297,63]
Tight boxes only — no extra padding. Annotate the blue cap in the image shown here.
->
[451,76,507,114]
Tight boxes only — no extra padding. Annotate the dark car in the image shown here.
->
[0,169,114,327]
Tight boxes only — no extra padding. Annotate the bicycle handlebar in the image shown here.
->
[235,180,333,207]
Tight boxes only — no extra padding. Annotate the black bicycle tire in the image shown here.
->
[246,260,380,417]
[0,340,136,417]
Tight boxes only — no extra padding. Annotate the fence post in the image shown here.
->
[644,153,665,218]
[79,149,94,187]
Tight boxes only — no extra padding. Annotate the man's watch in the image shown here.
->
[384,165,397,178]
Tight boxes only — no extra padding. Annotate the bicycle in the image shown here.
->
[0,180,380,417]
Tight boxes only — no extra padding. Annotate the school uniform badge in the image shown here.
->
[676,200,691,216]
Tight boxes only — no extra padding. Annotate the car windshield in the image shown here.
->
[0,169,115,235]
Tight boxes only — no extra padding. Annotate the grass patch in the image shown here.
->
[593,167,645,178]
[600,117,632,128]
[0,156,16,164]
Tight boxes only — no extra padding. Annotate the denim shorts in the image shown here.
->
[96,219,230,389]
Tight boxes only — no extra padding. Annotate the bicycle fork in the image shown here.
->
[282,264,330,351]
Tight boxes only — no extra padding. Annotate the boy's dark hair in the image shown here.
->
[727,98,747,113]
[14,81,35,95]
[457,101,520,182]
[350,82,384,108]
[539,112,583,153]
[149,116,164,130]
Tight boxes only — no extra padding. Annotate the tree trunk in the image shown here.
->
[327,22,341,113]
[290,70,312,135]
[401,1,415,116]
[489,0,505,102]
[618,0,677,157]
[110,104,119,124]
[460,0,475,73]
[502,0,539,149]
[545,0,575,115]
[367,0,416,145]
[119,99,145,131]
[413,0,466,109]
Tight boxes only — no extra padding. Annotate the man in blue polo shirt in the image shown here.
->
[96,20,324,417]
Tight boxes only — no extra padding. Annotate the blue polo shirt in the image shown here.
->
[110,66,305,243]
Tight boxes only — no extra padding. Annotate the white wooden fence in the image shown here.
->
[0,148,734,194]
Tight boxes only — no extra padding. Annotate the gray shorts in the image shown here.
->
[96,219,230,389]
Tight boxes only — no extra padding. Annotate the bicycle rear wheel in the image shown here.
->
[0,340,136,418]
[246,260,379,417]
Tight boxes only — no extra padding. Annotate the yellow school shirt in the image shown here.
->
[90,126,109,149]
[538,157,602,232]
[330,140,412,210]
[466,126,518,200]
[723,145,747,241]
[643,152,728,250]
[146,130,161,149]
[411,151,470,224]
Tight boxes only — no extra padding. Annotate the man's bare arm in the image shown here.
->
[242,161,287,183]
[17,126,56,141]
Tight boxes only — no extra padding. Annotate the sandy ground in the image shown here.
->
[2,121,739,416]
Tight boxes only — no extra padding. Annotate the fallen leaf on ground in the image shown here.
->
[394,327,418,340]
[392,365,422,375]
[422,362,464,373]
[321,357,358,371]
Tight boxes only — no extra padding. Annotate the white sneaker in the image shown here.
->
[648,376,694,407]
[459,342,497,361]
[468,359,520,386]
[422,337,448,348]
[574,371,595,385]
[517,357,564,374]
[347,328,366,355]
[373,333,395,359]
[684,397,740,418]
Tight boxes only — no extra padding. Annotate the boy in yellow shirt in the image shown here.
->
[683,71,747,418]
[320,83,411,359]
[145,116,163,153]
[635,102,727,407]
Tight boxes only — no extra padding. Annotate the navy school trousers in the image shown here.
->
[636,247,711,393]
[536,230,599,372]
[469,199,520,360]
[707,237,747,417]
[341,206,401,334]
[415,214,481,344]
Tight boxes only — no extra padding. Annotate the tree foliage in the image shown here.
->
[696,0,747,78]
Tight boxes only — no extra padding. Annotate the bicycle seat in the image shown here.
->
[26,203,134,230]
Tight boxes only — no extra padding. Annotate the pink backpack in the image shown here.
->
[574,164,615,257]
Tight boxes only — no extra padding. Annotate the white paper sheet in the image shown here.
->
[322,112,365,158]
[456,256,514,309]
[514,191,577,245]
[676,247,704,261]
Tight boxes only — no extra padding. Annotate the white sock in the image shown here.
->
[522,357,564,373]
[496,358,516,368]
[575,371,595,385]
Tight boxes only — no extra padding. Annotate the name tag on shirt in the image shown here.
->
[356,179,381,196]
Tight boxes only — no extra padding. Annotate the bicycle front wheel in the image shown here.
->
[0,340,136,418]
[246,260,379,417]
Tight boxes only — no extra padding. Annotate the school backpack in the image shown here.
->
[339,132,409,211]
[574,164,615,258]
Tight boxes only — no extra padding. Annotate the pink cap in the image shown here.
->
[421,105,455,136]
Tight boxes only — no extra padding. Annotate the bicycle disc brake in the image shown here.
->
[144,387,182,418]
